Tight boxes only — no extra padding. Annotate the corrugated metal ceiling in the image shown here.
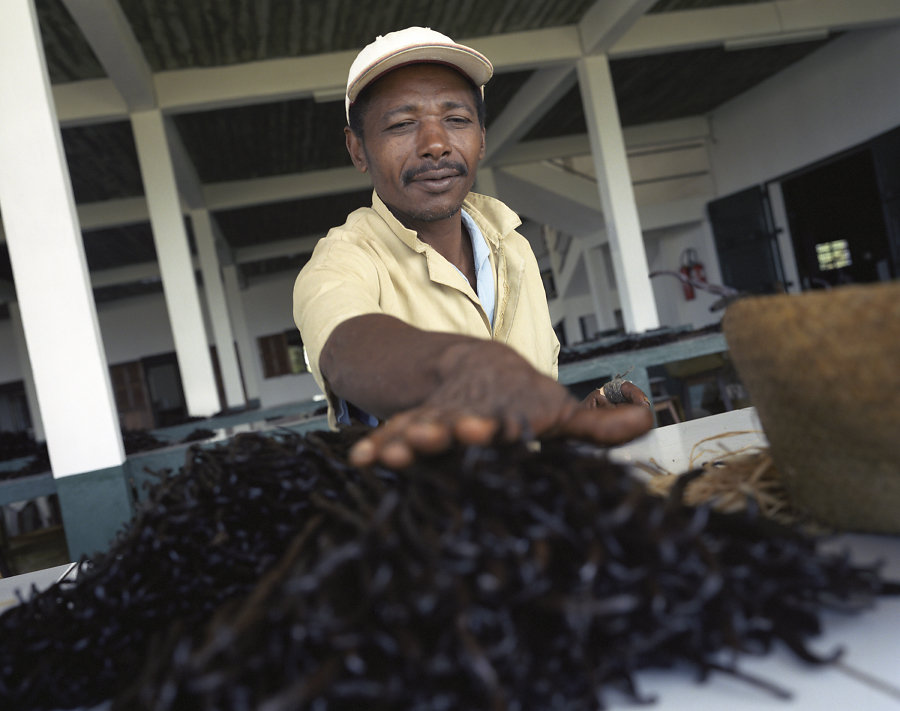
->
[0,0,852,299]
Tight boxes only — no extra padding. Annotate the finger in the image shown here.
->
[348,437,378,467]
[453,414,500,445]
[405,420,454,454]
[379,439,416,469]
[349,411,468,468]
[581,389,614,410]
[557,404,654,446]
[348,410,421,467]
[620,381,652,407]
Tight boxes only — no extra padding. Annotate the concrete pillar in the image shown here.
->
[0,0,124,477]
[577,54,659,333]
[8,302,45,442]
[584,244,617,333]
[131,109,220,416]
[191,209,245,409]
[222,265,261,402]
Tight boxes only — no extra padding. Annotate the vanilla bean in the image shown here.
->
[0,428,894,711]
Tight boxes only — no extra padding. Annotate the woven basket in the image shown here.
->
[722,282,900,534]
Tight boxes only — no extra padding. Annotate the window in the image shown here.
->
[258,330,308,378]
[815,239,852,271]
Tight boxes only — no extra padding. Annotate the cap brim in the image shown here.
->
[346,43,493,105]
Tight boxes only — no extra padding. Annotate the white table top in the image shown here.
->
[607,408,900,709]
[608,406,769,477]
[1,409,898,709]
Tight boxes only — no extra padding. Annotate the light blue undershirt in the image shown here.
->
[459,208,496,328]
[336,209,495,426]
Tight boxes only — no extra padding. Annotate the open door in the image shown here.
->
[781,148,893,289]
[708,186,786,295]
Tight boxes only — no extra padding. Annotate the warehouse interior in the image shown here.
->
[1,0,899,574]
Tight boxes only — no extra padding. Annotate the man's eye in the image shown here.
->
[388,120,413,130]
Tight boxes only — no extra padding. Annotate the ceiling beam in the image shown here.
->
[61,0,156,110]
[7,116,709,237]
[578,0,659,55]
[203,166,370,212]
[501,162,603,213]
[493,116,711,167]
[77,196,149,231]
[55,26,581,124]
[612,0,900,57]
[621,116,710,151]
[494,162,604,238]
[494,161,709,241]
[465,26,582,71]
[639,196,707,232]
[483,66,577,167]
[88,233,321,290]
[90,261,163,289]
[153,52,352,115]
[51,2,900,126]
[53,78,127,126]
[153,26,584,115]
[234,236,319,265]
[494,134,593,167]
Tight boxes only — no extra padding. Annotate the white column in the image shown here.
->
[131,109,220,416]
[584,244,617,333]
[222,265,261,401]
[8,302,45,442]
[577,54,659,333]
[0,0,124,476]
[191,209,245,409]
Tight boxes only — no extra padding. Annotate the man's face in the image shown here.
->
[346,64,486,229]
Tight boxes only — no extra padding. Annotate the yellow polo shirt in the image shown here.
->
[293,190,560,427]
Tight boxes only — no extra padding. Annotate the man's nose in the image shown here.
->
[417,119,451,159]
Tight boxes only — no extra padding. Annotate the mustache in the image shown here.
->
[401,160,468,185]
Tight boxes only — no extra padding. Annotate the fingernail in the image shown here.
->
[349,439,374,466]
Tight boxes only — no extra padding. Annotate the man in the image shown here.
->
[293,27,651,468]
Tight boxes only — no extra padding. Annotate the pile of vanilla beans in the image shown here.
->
[0,428,895,711]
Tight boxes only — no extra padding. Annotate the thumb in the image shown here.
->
[558,404,653,446]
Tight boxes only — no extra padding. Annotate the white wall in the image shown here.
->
[97,293,175,365]
[645,222,724,329]
[0,269,324,412]
[240,273,322,407]
[709,25,900,196]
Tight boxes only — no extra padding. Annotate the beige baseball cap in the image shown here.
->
[345,26,493,123]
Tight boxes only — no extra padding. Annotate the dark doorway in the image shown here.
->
[781,149,893,289]
[110,361,155,431]
[141,353,188,428]
[708,186,785,294]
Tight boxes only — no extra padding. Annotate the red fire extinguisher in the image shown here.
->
[679,248,706,301]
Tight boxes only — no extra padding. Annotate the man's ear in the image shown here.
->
[345,127,368,173]
[478,126,486,161]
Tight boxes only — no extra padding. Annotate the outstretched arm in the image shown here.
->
[320,313,653,467]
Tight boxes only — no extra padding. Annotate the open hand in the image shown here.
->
[347,343,653,468]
